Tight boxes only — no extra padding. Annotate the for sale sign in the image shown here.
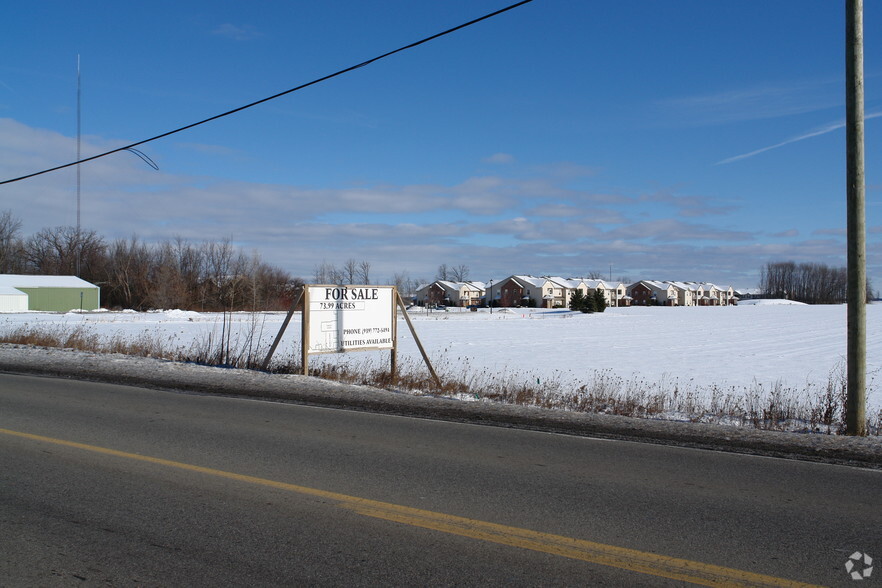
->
[306,285,395,354]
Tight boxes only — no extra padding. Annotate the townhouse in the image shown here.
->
[627,280,737,306]
[628,280,680,306]
[496,275,552,308]
[414,280,485,307]
[414,275,734,309]
[582,279,630,308]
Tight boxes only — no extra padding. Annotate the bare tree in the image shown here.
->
[342,258,359,284]
[314,261,345,284]
[148,245,189,310]
[103,237,152,309]
[174,237,204,305]
[22,225,105,281]
[313,261,336,284]
[357,260,371,285]
[436,264,449,281]
[149,237,205,310]
[251,261,294,310]
[450,264,470,282]
[0,210,23,273]
[195,237,256,310]
[391,271,410,295]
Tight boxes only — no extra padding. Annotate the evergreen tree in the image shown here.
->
[569,290,585,311]
[593,289,607,313]
[583,292,596,313]
[570,290,594,313]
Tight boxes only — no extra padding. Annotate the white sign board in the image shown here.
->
[306,285,394,354]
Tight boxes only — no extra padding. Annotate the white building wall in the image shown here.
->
[0,289,28,311]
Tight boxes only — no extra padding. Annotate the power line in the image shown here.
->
[0,0,533,186]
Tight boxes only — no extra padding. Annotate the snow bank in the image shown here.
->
[738,299,808,306]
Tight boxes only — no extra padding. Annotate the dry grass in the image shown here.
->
[1,322,879,435]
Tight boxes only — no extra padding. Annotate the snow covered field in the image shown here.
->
[1,301,879,413]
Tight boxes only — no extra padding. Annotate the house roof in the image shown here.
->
[631,280,677,296]
[543,276,572,289]
[495,275,538,290]
[440,280,484,292]
[583,279,614,290]
[666,281,700,292]
[0,286,27,297]
[512,275,548,288]
[417,280,485,296]
[0,274,98,289]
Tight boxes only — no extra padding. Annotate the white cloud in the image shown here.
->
[483,153,514,165]
[604,219,755,243]
[659,78,840,126]
[1,118,873,286]
[639,190,737,217]
[212,24,263,41]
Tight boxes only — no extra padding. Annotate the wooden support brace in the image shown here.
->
[261,287,304,371]
[396,291,441,388]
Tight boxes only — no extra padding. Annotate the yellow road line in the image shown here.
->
[0,427,820,587]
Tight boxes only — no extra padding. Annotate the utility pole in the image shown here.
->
[76,54,82,277]
[845,0,867,435]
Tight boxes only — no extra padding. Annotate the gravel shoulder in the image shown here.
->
[1,343,880,469]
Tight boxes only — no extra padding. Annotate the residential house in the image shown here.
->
[736,287,760,302]
[583,279,630,307]
[611,282,631,306]
[664,281,702,306]
[496,275,553,308]
[699,283,722,306]
[562,278,590,308]
[686,282,734,306]
[543,277,574,308]
[627,280,679,306]
[718,285,737,305]
[414,280,485,307]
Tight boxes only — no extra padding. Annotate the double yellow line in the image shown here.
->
[0,427,820,587]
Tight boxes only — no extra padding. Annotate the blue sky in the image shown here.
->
[1,1,879,289]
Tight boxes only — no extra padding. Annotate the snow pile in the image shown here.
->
[738,299,807,306]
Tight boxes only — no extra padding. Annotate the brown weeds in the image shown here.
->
[1,323,878,435]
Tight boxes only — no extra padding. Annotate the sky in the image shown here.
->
[0,1,880,289]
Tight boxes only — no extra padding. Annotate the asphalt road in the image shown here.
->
[1,373,879,586]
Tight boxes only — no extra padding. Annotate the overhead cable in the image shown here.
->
[0,0,533,186]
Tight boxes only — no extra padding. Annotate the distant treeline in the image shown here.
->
[0,211,299,311]
[759,260,872,304]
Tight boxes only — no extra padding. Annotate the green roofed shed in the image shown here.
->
[0,275,100,312]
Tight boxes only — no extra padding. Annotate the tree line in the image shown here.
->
[759,260,873,304]
[0,211,298,311]
[0,210,436,312]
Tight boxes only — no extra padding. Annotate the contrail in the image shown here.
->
[716,111,882,165]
